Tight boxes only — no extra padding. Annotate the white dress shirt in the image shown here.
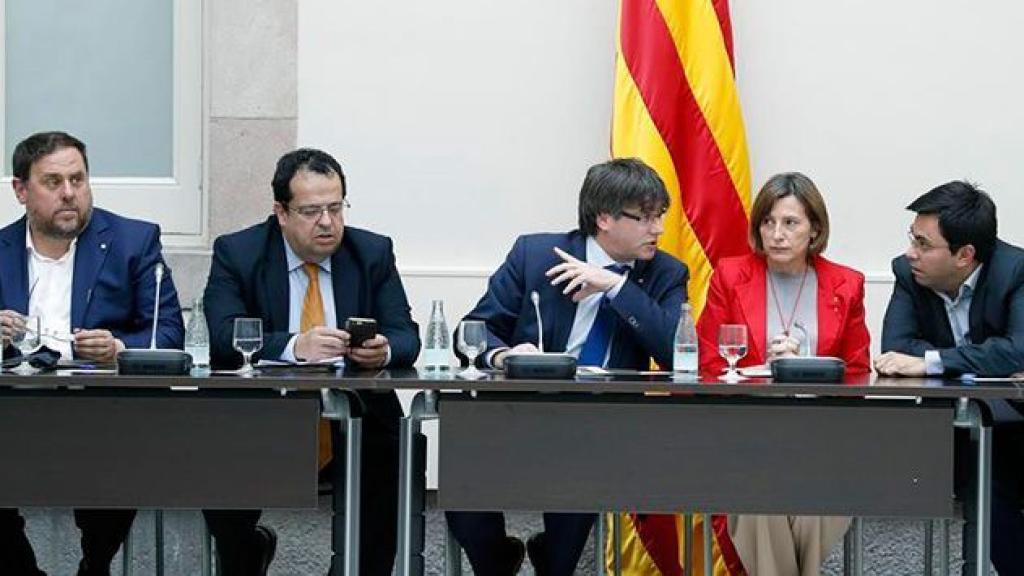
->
[26,228,76,360]
[925,265,982,375]
[280,241,337,362]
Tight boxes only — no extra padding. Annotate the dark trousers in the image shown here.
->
[0,509,43,576]
[957,420,1024,576]
[445,511,595,576]
[204,390,402,576]
[0,508,135,576]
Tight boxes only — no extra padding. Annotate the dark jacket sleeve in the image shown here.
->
[117,224,184,350]
[202,235,294,368]
[463,235,529,355]
[372,237,421,368]
[605,257,687,369]
[880,258,934,357]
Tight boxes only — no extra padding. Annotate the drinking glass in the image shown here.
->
[11,315,41,375]
[457,320,488,379]
[233,318,263,375]
[718,324,748,381]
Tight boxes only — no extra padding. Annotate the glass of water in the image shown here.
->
[457,320,488,380]
[718,324,748,381]
[232,317,263,375]
[11,315,41,375]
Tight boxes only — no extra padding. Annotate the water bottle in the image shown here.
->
[673,302,698,373]
[422,299,451,370]
[184,297,210,369]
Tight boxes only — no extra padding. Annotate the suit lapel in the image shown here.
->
[262,228,291,332]
[71,212,112,328]
[0,218,30,313]
[968,265,988,344]
[736,257,766,363]
[331,242,361,326]
[815,259,844,356]
[550,234,586,352]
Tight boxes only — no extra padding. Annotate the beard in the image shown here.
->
[35,205,92,240]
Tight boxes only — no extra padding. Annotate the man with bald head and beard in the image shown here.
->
[0,131,184,575]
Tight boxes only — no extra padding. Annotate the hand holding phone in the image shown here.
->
[345,317,378,348]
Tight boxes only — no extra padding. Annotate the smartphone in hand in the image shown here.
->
[345,317,378,348]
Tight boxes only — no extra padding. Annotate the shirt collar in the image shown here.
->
[25,226,77,264]
[934,264,982,306]
[585,236,634,270]
[283,239,332,274]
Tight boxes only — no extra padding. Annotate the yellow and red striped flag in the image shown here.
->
[609,0,752,574]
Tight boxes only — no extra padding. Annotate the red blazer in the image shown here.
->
[697,253,871,375]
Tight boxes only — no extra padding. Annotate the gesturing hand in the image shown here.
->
[545,247,625,303]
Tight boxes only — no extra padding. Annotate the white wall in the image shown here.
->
[299,1,1024,483]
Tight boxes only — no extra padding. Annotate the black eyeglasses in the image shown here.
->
[288,199,351,221]
[619,209,666,226]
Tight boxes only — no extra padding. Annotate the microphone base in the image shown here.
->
[504,353,577,380]
[769,356,845,383]
[117,349,193,376]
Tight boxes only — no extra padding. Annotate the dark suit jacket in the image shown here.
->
[881,239,1024,376]
[0,208,184,353]
[698,253,871,374]
[463,231,688,370]
[204,216,420,369]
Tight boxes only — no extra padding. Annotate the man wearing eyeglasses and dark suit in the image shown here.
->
[201,148,420,576]
[445,158,689,576]
[875,181,1024,576]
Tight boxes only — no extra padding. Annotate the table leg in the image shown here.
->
[397,391,436,576]
[322,389,361,576]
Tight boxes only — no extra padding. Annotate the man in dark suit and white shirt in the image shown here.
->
[875,181,1024,575]
[201,148,420,576]
[446,158,689,576]
[0,131,184,576]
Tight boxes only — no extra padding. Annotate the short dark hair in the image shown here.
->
[907,180,997,263]
[272,148,347,205]
[577,158,669,236]
[749,172,830,256]
[12,131,89,181]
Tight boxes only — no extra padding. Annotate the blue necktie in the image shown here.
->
[578,264,630,367]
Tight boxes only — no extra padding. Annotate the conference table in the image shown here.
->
[0,368,1019,576]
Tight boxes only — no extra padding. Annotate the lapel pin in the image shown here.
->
[100,243,107,251]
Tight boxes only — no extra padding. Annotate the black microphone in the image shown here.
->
[503,290,576,379]
[117,261,192,375]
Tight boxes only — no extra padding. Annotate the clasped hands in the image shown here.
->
[294,325,389,368]
[766,332,801,362]
[0,310,124,363]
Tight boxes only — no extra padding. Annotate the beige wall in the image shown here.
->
[167,0,298,306]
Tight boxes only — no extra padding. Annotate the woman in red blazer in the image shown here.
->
[697,172,870,576]
[698,174,870,375]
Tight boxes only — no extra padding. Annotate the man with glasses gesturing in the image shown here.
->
[201,148,420,576]
[445,158,688,576]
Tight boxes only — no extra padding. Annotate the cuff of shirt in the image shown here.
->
[280,334,300,363]
[924,350,944,375]
[485,347,508,369]
[605,273,628,300]
[383,345,392,367]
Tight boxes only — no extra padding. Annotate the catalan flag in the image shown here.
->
[609,0,752,574]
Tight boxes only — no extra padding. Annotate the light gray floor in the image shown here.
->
[22,499,971,575]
